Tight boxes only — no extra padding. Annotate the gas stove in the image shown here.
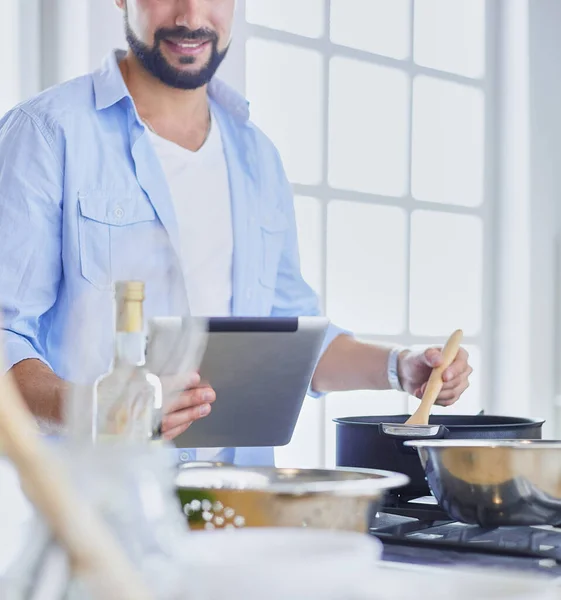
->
[371,495,561,577]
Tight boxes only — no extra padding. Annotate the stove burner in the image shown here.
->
[384,494,451,522]
[372,496,561,574]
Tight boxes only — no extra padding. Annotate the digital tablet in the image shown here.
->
[147,316,329,448]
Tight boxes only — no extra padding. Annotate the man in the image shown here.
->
[0,0,471,465]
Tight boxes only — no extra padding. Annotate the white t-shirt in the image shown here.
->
[147,113,232,461]
[147,113,233,317]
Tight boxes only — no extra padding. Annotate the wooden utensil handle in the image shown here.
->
[439,329,464,370]
[421,329,464,407]
[422,329,464,405]
[405,329,464,425]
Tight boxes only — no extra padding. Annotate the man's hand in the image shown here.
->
[398,346,472,406]
[160,373,216,440]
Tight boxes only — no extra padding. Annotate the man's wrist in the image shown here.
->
[387,347,410,392]
[387,347,404,391]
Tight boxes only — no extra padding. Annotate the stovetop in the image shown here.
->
[371,496,561,577]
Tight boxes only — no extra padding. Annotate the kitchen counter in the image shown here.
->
[371,557,561,599]
[381,541,561,576]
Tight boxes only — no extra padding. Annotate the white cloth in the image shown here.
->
[147,112,232,461]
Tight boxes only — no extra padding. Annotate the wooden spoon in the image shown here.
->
[0,357,152,598]
[405,329,464,426]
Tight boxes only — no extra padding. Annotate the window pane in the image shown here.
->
[407,345,482,415]
[330,0,411,59]
[0,0,20,116]
[414,0,486,79]
[412,76,484,207]
[246,0,325,38]
[327,202,407,334]
[325,390,408,468]
[247,38,323,185]
[294,196,323,295]
[410,211,483,336]
[329,58,410,196]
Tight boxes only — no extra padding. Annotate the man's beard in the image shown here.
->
[124,17,229,90]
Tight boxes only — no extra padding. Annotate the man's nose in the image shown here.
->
[175,0,205,31]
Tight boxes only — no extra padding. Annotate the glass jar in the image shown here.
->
[58,442,191,599]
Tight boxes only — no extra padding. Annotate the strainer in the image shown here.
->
[175,465,408,532]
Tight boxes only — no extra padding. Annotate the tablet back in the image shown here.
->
[173,317,329,449]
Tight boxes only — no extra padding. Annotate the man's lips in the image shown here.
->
[163,39,211,56]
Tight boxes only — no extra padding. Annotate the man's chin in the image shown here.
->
[166,66,212,82]
[161,53,212,73]
[136,44,229,90]
[158,69,214,91]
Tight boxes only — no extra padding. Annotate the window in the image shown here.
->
[0,0,41,118]
[242,0,493,468]
[0,0,22,117]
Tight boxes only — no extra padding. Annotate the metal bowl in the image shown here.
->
[175,466,408,532]
[405,439,561,526]
[178,461,233,469]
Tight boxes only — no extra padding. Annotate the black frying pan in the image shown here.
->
[334,414,545,498]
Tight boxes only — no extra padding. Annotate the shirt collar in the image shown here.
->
[92,49,250,123]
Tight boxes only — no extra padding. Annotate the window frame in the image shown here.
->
[236,0,497,467]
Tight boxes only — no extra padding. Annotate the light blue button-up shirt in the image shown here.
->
[0,50,345,466]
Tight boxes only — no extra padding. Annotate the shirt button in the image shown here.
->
[179,451,193,462]
[246,289,252,300]
[114,207,124,219]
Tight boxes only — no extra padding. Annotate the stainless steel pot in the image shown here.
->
[335,415,545,498]
[175,466,408,532]
[405,439,561,526]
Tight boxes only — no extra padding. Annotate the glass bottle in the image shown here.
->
[93,281,162,443]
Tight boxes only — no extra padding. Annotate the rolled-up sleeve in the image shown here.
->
[0,108,63,373]
[269,149,352,398]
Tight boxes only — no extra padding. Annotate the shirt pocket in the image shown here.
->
[258,208,288,290]
[77,190,157,290]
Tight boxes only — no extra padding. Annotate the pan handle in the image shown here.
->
[379,424,449,439]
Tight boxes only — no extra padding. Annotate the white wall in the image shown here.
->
[494,0,561,436]
[528,0,561,435]
[88,0,126,71]
[40,0,89,85]
[492,0,532,419]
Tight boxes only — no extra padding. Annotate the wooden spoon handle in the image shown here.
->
[0,371,152,599]
[406,329,464,425]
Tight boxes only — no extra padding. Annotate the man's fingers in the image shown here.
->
[160,371,202,398]
[441,367,472,391]
[161,384,216,439]
[442,350,470,382]
[422,347,470,381]
[163,422,191,441]
[166,386,216,413]
[436,381,470,403]
[435,398,456,407]
[435,381,469,406]
[423,348,442,368]
[162,403,212,433]
[187,371,201,387]
[415,376,469,402]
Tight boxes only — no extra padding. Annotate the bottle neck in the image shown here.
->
[114,298,145,367]
[114,331,146,367]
